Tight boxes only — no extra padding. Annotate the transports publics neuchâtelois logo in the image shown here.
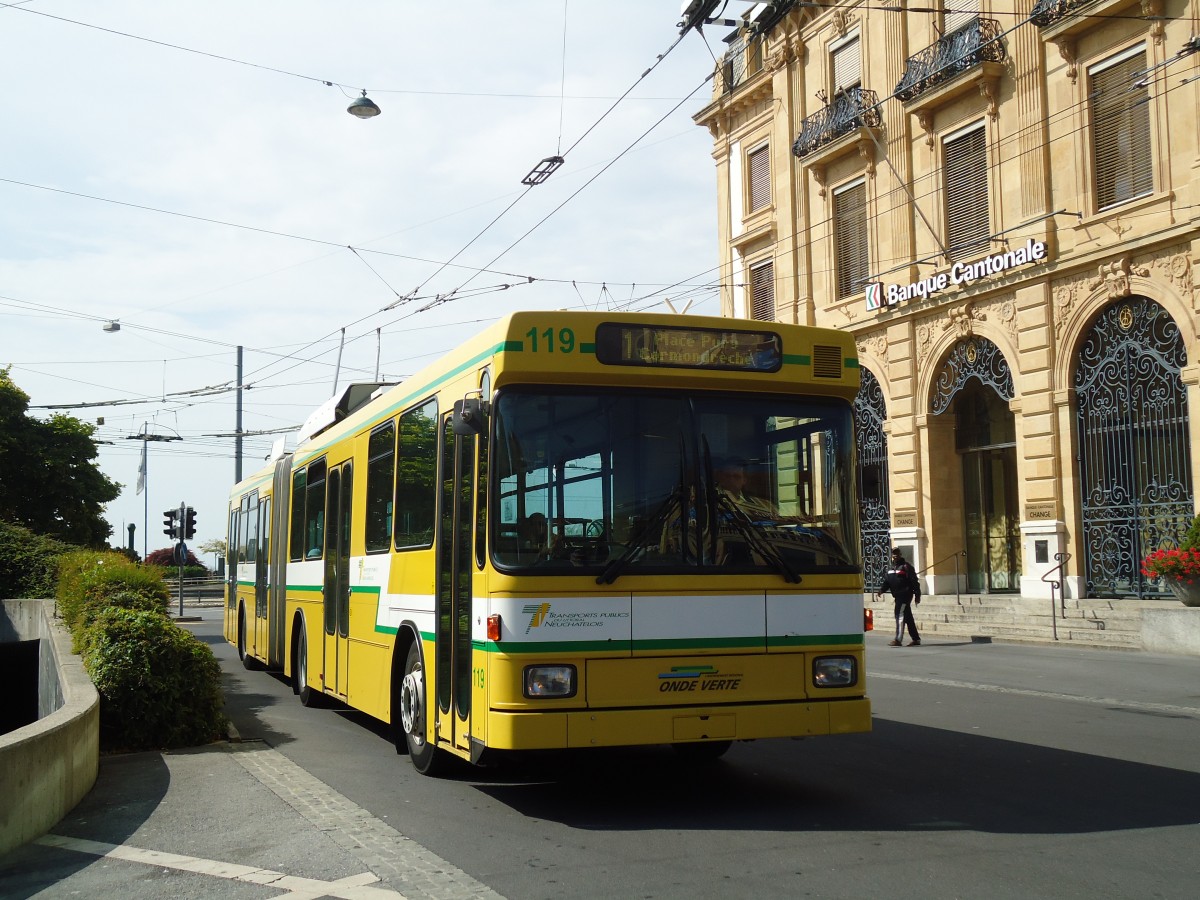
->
[865,238,1049,311]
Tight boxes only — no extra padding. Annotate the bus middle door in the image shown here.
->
[322,462,353,699]
[253,498,270,659]
[435,410,476,754]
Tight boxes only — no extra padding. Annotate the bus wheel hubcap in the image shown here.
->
[400,668,423,745]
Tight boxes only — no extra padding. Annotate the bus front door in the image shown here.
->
[323,462,353,699]
[253,498,270,659]
[436,414,475,754]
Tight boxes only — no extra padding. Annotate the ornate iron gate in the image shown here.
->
[1074,297,1192,597]
[855,367,891,588]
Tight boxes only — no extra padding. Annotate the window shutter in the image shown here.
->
[834,180,869,300]
[832,36,861,93]
[1090,48,1153,210]
[943,1,975,35]
[750,261,775,321]
[748,145,770,212]
[944,124,989,259]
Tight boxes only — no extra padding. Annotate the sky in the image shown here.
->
[0,1,733,563]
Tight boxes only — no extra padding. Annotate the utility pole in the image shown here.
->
[236,345,244,483]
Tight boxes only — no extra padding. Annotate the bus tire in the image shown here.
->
[399,643,443,775]
[294,627,320,707]
[672,740,732,762]
[238,606,262,671]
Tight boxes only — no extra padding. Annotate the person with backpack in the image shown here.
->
[875,547,922,646]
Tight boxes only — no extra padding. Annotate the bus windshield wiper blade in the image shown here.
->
[716,493,801,583]
[595,485,683,585]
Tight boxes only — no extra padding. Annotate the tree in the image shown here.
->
[144,546,207,570]
[0,368,120,546]
[197,537,226,559]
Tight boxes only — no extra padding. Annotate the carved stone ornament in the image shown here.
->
[979,76,1000,120]
[916,302,991,365]
[765,30,803,74]
[858,138,877,177]
[811,166,828,198]
[1051,271,1092,338]
[1053,37,1078,84]
[1149,248,1195,300]
[950,302,978,340]
[916,109,935,148]
[832,10,850,38]
[1089,257,1151,301]
[858,332,888,362]
[1141,0,1165,43]
[971,294,1017,342]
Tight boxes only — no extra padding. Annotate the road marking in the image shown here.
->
[34,833,403,898]
[872,671,1200,717]
[225,741,506,899]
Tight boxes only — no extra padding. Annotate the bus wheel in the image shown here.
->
[672,740,732,762]
[295,629,319,707]
[238,607,261,671]
[399,643,443,775]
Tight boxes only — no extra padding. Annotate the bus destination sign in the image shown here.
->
[595,323,782,372]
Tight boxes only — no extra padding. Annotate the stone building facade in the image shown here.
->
[692,0,1199,599]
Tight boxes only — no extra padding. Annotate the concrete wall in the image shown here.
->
[1142,607,1200,656]
[0,600,99,858]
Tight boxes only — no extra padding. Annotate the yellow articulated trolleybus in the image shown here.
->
[225,311,871,774]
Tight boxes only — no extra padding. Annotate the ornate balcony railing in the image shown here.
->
[1030,0,1099,28]
[791,87,882,159]
[894,17,1007,103]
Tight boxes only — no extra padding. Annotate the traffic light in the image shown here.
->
[162,509,178,539]
[183,506,197,540]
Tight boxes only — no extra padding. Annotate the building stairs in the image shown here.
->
[866,592,1184,651]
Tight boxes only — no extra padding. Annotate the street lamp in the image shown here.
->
[347,90,381,119]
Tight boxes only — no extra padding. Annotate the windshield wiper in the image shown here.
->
[715,492,802,584]
[595,484,683,585]
[597,437,689,586]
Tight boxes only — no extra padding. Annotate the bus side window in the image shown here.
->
[289,467,307,562]
[365,420,396,553]
[395,398,438,550]
[305,459,327,559]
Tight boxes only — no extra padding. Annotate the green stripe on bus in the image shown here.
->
[487,635,766,654]
[844,358,860,368]
[292,339,512,465]
[580,343,596,354]
[350,585,381,596]
[288,584,323,593]
[782,354,810,366]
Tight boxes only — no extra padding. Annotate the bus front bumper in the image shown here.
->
[483,698,871,751]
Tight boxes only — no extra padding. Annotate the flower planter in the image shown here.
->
[1163,579,1200,607]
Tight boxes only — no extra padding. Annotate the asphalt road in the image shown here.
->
[190,608,1200,900]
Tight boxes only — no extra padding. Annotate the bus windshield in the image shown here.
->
[492,388,860,579]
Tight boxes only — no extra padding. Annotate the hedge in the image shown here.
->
[54,549,227,751]
[82,608,227,751]
[0,520,68,599]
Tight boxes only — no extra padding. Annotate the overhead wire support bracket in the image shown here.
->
[521,155,565,186]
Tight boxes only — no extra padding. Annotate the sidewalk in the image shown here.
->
[0,738,504,900]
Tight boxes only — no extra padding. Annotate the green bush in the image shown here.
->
[1182,515,1200,551]
[82,608,227,751]
[56,550,169,635]
[73,590,171,658]
[0,520,69,599]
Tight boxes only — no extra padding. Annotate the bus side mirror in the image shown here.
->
[452,398,486,435]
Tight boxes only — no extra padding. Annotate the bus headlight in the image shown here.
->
[813,656,857,688]
[523,665,577,699]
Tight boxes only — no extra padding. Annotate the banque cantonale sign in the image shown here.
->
[865,238,1048,311]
